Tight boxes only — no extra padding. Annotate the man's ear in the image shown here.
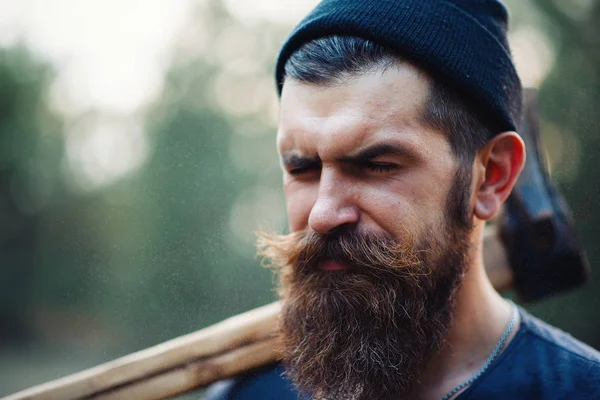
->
[473,131,526,221]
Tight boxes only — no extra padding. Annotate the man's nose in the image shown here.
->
[307,169,360,234]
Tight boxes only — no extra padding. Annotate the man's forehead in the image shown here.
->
[277,65,435,156]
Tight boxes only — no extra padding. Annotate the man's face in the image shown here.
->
[263,63,474,399]
[277,63,461,243]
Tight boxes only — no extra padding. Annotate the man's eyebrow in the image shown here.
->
[280,152,321,169]
[337,143,418,164]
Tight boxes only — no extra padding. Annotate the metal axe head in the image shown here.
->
[499,89,590,303]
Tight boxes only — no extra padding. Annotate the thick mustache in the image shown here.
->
[296,231,383,270]
[258,229,424,276]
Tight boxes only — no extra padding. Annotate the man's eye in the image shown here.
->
[367,162,396,173]
[289,166,320,176]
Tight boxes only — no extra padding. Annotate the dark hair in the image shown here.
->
[283,36,493,165]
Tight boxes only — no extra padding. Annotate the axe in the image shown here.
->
[3,90,589,400]
[499,89,589,302]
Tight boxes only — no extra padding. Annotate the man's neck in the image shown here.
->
[408,229,520,400]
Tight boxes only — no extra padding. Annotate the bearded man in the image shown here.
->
[206,0,600,399]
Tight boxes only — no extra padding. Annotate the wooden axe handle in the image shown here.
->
[4,227,511,400]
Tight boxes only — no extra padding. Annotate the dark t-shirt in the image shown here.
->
[205,307,600,399]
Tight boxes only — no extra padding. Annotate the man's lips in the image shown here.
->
[319,260,350,271]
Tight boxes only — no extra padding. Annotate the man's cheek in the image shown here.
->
[285,186,318,232]
[366,197,418,237]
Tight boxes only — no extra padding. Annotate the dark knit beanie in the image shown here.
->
[275,0,523,134]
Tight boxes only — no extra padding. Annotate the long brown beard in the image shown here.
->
[257,168,473,399]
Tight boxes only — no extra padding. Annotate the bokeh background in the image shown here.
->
[0,0,599,397]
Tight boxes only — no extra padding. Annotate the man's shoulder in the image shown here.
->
[517,307,600,368]
[203,363,298,400]
[464,307,600,399]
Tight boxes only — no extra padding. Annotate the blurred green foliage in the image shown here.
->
[0,0,599,396]
[0,46,65,344]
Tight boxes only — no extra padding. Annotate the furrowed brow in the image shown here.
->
[336,143,418,164]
